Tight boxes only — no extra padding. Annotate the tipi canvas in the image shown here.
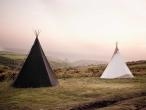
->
[100,43,134,79]
[12,31,58,88]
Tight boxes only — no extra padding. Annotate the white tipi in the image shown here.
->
[100,42,134,79]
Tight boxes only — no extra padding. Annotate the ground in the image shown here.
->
[0,52,146,110]
[0,76,146,110]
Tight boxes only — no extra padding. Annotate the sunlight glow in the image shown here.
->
[0,0,146,61]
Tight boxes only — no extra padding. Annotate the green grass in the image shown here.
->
[0,52,145,109]
[0,54,25,60]
[0,76,146,110]
[0,51,25,60]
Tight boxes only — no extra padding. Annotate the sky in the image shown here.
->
[0,0,146,61]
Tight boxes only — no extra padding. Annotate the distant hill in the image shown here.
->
[0,51,26,60]
[0,51,70,68]
[0,51,145,68]
[0,51,107,67]
[71,60,107,67]
[0,51,145,81]
[127,60,146,65]
[0,47,4,51]
[4,48,27,54]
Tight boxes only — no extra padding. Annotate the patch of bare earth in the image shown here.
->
[70,92,146,110]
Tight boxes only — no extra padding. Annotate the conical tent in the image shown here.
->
[100,43,134,79]
[12,31,58,87]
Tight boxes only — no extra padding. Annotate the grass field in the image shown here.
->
[0,76,146,110]
[0,52,146,110]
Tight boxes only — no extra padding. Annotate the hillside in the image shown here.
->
[0,51,145,81]
[0,51,70,68]
[70,60,107,67]
[0,51,106,68]
[0,77,146,110]
[0,51,145,110]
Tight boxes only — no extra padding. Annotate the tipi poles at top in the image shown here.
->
[34,30,40,38]
[24,30,41,60]
[116,42,118,50]
[114,41,119,54]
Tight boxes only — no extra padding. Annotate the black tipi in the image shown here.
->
[12,31,58,88]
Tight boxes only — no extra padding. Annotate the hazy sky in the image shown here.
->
[0,0,146,61]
